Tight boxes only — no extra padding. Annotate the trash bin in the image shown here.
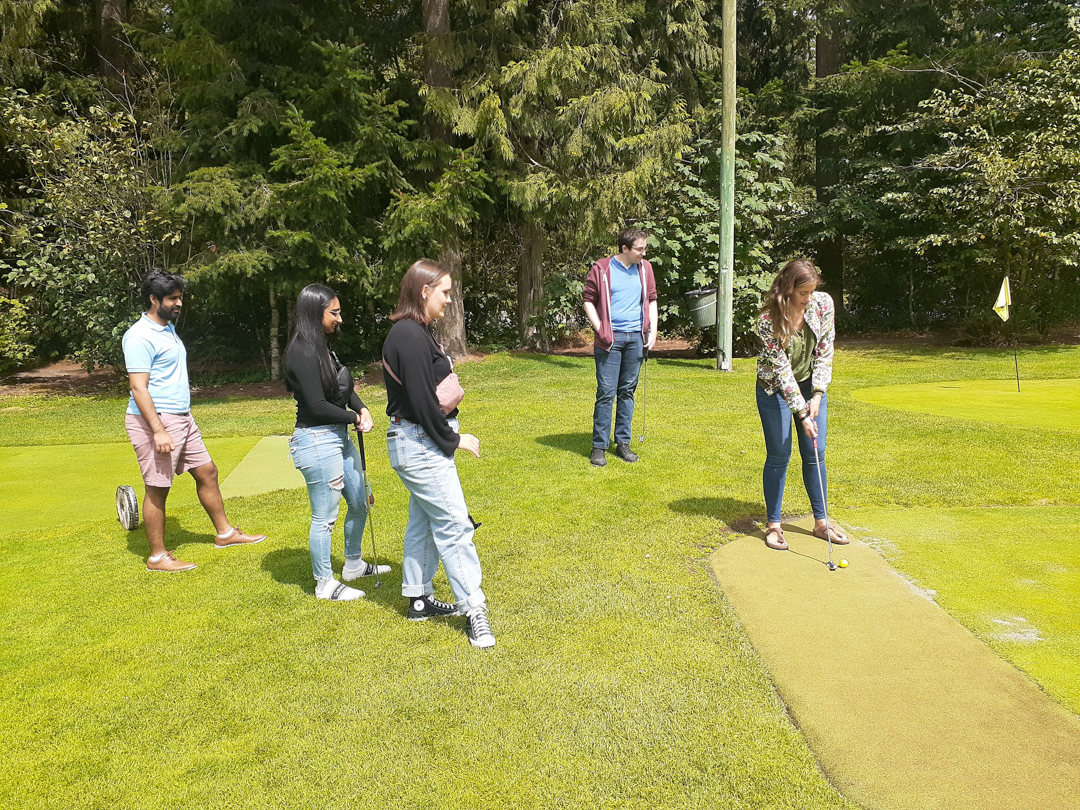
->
[686,289,717,328]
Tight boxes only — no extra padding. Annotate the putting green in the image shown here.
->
[711,518,1080,810]
[845,505,1080,715]
[218,435,305,499]
[851,378,1080,431]
[0,437,258,537]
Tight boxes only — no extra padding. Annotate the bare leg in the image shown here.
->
[189,461,231,535]
[143,485,170,557]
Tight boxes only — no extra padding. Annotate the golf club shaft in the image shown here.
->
[639,348,648,443]
[812,434,834,565]
[354,423,381,587]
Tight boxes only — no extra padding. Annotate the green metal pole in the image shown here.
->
[716,0,736,371]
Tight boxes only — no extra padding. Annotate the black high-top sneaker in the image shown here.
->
[407,594,459,621]
[466,605,496,649]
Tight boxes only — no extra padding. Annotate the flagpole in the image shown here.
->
[993,276,1017,392]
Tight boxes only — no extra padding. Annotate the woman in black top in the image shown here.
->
[285,284,389,601]
[382,259,494,648]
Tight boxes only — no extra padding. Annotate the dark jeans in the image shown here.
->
[592,331,644,448]
[756,379,828,523]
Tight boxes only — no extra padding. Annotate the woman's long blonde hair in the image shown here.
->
[761,259,821,345]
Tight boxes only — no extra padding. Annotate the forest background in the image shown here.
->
[1,0,1078,374]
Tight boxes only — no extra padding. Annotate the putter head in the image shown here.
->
[826,561,838,571]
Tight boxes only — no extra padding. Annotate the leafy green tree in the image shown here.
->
[0,89,177,369]
[891,24,1080,333]
[151,3,411,373]
[426,0,713,349]
[0,295,35,371]
[644,125,793,353]
[751,0,1079,330]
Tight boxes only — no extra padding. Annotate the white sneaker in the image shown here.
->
[341,559,392,581]
[466,606,496,648]
[316,579,364,601]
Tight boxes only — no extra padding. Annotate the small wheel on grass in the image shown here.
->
[116,485,139,530]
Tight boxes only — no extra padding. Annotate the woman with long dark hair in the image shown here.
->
[285,284,389,600]
[382,259,494,648]
[755,259,849,551]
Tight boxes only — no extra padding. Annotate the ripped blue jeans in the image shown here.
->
[289,425,368,581]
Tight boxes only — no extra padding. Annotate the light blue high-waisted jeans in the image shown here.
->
[386,417,486,613]
[289,425,368,581]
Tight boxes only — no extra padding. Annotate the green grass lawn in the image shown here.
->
[1,343,1077,809]
[851,378,1080,432]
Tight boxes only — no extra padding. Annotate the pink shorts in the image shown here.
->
[126,412,213,488]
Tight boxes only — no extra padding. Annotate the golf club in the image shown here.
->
[811,434,837,571]
[638,346,648,443]
[354,422,382,587]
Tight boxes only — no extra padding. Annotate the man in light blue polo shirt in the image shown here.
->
[123,269,265,573]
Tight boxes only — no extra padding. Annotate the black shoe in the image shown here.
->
[407,594,459,621]
[615,443,639,462]
[466,605,496,648]
[590,447,607,467]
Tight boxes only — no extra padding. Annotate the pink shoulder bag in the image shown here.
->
[382,343,464,416]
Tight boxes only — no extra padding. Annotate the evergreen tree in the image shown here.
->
[149,0,411,372]
[425,0,713,349]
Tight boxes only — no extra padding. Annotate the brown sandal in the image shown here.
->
[813,523,849,545]
[764,527,788,551]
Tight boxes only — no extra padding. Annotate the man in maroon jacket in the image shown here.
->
[583,227,658,467]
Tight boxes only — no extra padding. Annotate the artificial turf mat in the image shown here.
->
[851,378,1080,432]
[711,517,1080,810]
[844,505,1080,715]
[0,436,259,537]
[218,435,305,499]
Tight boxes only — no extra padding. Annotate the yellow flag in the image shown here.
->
[993,276,1011,322]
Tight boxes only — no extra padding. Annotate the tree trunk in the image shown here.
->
[269,286,281,380]
[422,0,452,97]
[815,11,844,314]
[518,217,548,351]
[423,0,467,357]
[435,236,468,357]
[285,293,296,351]
[908,254,915,328]
[96,0,128,83]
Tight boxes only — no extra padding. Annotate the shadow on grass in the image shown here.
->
[261,547,406,612]
[650,358,727,370]
[668,496,761,528]
[536,432,592,458]
[125,516,220,559]
[262,547,315,594]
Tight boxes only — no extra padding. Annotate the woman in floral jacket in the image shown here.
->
[755,258,848,551]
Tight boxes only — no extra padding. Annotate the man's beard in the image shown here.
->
[157,303,181,322]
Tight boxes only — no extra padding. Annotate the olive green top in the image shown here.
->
[787,321,815,383]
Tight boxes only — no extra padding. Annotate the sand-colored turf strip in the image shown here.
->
[851,378,1080,432]
[218,435,305,498]
[711,519,1080,810]
[845,506,1080,715]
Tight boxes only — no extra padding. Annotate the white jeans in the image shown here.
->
[387,417,486,613]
